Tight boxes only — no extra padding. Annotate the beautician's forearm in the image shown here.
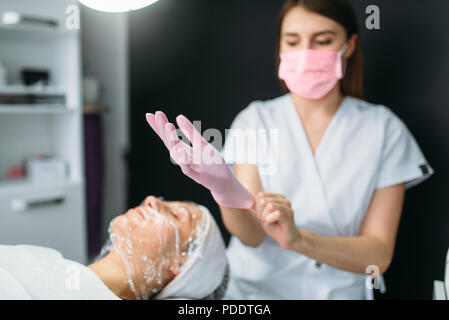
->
[219,205,266,247]
[291,228,393,274]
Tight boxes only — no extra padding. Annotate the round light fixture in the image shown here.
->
[78,0,160,13]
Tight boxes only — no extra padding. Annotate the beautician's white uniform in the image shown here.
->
[222,93,433,300]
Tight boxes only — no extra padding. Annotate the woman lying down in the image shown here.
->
[0,196,228,300]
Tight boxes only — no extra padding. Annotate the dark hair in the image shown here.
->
[276,0,363,99]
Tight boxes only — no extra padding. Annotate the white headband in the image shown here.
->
[154,204,228,299]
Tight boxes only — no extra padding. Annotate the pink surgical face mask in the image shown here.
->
[278,43,349,100]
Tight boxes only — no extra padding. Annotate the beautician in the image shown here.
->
[146,0,433,300]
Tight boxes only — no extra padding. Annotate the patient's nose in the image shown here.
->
[144,196,167,213]
[143,195,156,205]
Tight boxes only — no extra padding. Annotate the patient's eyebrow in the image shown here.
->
[173,203,192,222]
[169,208,178,220]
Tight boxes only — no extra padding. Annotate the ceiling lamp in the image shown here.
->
[78,0,159,13]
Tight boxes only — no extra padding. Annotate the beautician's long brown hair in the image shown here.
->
[276,0,364,99]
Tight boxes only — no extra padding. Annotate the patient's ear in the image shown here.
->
[169,255,189,275]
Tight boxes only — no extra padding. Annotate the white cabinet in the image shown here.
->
[0,0,86,263]
[0,180,85,262]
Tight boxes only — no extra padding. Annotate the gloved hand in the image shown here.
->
[146,111,254,209]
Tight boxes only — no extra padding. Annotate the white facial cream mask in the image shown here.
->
[104,204,206,299]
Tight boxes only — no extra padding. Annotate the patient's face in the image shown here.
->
[110,196,203,298]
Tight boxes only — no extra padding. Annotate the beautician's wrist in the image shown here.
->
[210,181,255,210]
[285,228,306,253]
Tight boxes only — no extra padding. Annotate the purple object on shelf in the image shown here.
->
[83,113,104,260]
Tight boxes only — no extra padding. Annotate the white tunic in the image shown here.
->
[222,93,433,300]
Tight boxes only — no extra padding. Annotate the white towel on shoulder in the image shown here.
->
[0,245,119,300]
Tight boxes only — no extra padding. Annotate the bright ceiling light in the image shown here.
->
[78,0,160,13]
[2,12,21,25]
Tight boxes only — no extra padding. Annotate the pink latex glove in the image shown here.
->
[145,111,254,209]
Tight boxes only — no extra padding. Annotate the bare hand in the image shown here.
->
[255,192,299,250]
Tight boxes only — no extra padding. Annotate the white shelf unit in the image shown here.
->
[0,105,71,113]
[0,0,86,263]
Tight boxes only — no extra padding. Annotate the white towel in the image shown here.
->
[0,245,119,300]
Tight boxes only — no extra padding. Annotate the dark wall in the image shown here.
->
[350,0,449,300]
[128,0,449,299]
[128,0,284,247]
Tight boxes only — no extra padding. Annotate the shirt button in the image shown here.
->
[315,261,322,268]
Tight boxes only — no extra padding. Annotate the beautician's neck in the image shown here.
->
[87,251,137,300]
[291,86,345,118]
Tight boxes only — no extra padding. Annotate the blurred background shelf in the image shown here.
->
[0,178,80,195]
[0,25,78,41]
[0,104,75,114]
[0,0,86,263]
[0,84,65,94]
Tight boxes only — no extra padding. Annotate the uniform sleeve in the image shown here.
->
[222,101,261,165]
[376,108,434,190]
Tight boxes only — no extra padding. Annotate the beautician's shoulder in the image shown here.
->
[345,95,405,130]
[231,94,290,129]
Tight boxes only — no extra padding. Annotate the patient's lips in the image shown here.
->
[127,209,143,225]
[134,207,146,219]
